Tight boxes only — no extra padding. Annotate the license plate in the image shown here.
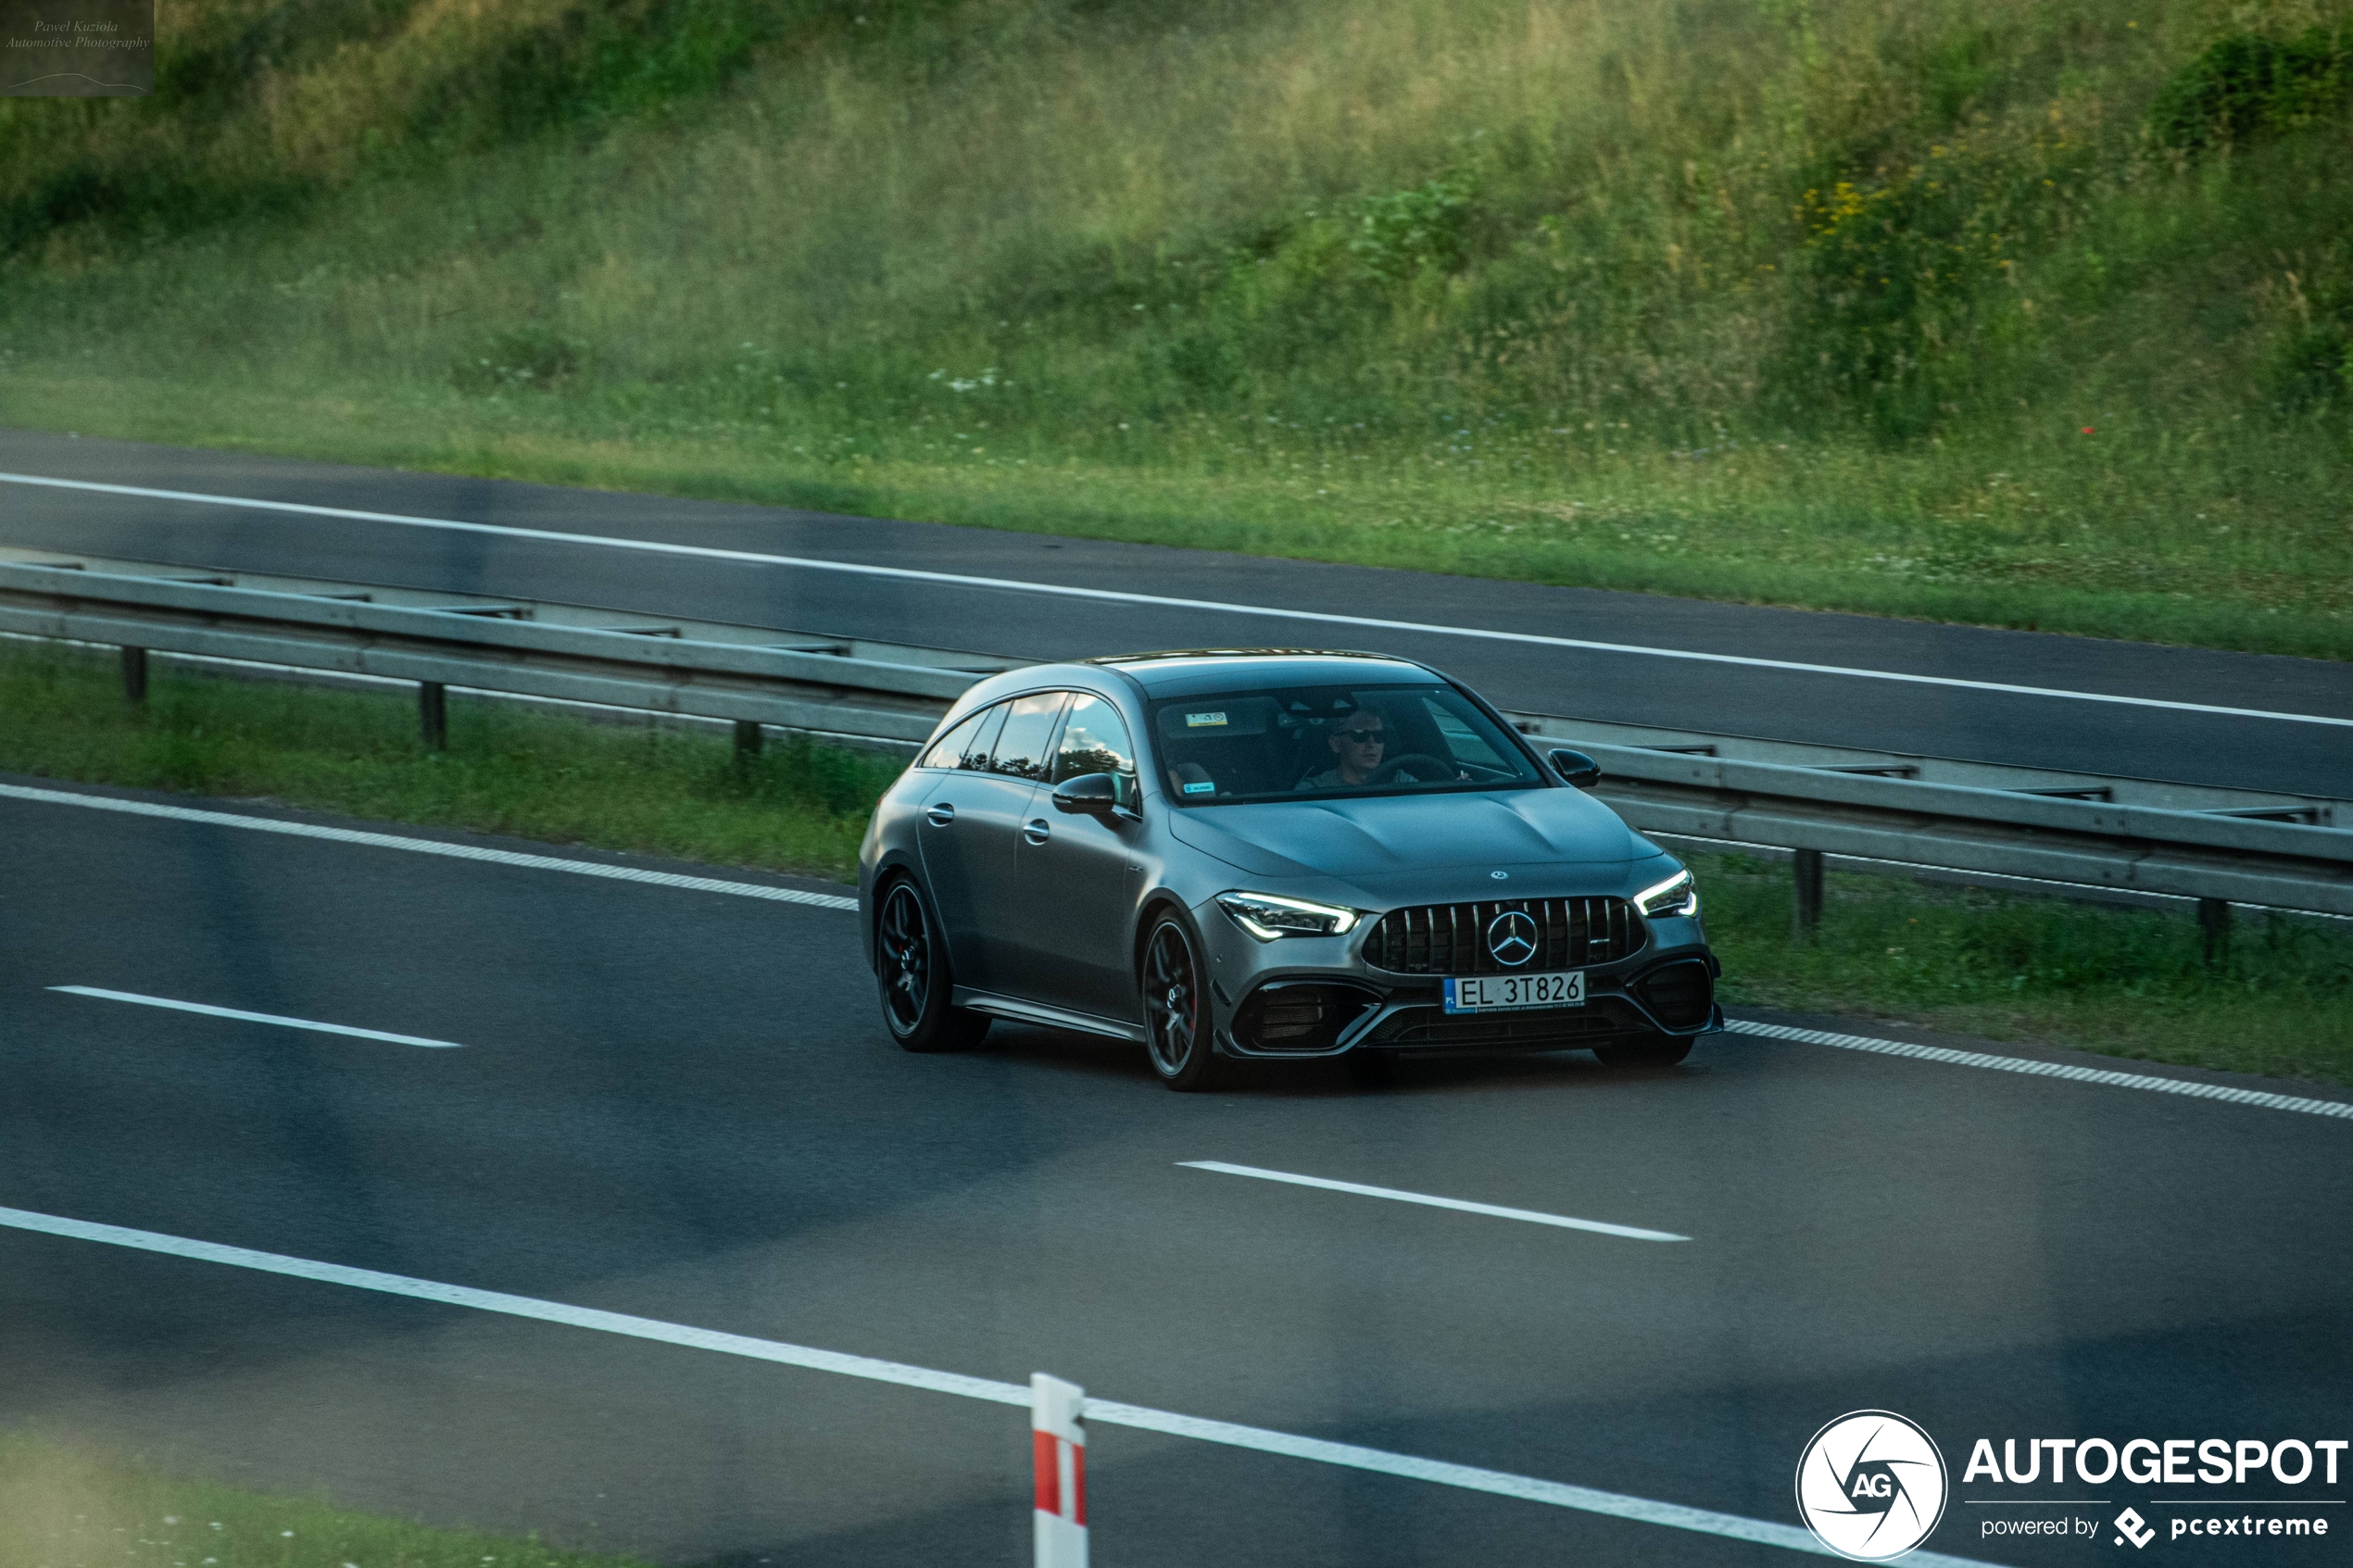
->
[1442,971,1585,1013]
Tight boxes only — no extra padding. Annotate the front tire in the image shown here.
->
[875,880,990,1053]
[1142,916,1223,1091]
[1593,1033,1692,1069]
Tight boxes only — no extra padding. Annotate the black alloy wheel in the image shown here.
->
[1142,917,1221,1091]
[1593,1032,1692,1069]
[876,880,989,1053]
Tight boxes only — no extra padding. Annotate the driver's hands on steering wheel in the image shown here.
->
[1369,753,1469,785]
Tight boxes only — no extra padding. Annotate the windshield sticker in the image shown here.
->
[1185,711,1228,727]
[1182,780,1216,795]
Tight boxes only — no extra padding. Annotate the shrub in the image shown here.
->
[2150,27,2353,152]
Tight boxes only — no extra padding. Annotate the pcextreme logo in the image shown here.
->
[1795,1410,1951,1562]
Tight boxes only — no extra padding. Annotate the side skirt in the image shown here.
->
[950,987,1148,1044]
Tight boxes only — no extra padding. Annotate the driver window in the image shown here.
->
[1052,694,1139,806]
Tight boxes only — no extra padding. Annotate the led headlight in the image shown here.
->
[1214,892,1364,942]
[1634,867,1699,919]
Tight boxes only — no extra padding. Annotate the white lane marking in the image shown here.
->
[4,469,2344,730]
[0,784,859,910]
[1179,1160,1689,1241]
[0,1205,2003,1565]
[13,780,2343,1124]
[48,985,463,1048]
[1727,1021,2353,1120]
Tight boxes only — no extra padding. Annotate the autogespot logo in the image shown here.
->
[1796,1411,1951,1562]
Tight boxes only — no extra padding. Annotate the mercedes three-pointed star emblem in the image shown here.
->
[1486,909,1538,967]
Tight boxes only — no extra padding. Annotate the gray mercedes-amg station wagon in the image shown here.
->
[858,649,1720,1089]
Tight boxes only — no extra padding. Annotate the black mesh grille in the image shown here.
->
[1636,960,1714,1029]
[1232,983,1380,1053]
[1361,898,1642,975]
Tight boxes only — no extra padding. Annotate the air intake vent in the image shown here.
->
[1636,959,1714,1029]
[1232,982,1381,1053]
[1361,898,1642,975]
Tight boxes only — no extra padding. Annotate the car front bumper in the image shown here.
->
[1196,901,1719,1060]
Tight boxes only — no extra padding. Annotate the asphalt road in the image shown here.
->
[3,428,2348,797]
[5,781,2347,1565]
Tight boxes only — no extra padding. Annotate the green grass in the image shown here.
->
[7,639,2349,1086]
[1701,850,2353,1086]
[0,642,900,882]
[0,1433,650,1568]
[1,0,2349,658]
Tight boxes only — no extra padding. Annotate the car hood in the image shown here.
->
[1164,787,1650,880]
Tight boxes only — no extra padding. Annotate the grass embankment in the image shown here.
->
[3,0,2351,657]
[1699,851,2353,1086]
[7,642,2349,1085]
[0,1434,648,1568]
[0,643,898,881]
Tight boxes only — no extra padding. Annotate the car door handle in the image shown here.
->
[926,803,955,827]
[1023,818,1051,845]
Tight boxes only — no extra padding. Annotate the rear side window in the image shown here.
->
[1053,693,1139,806]
[987,691,1069,781]
[919,702,1009,771]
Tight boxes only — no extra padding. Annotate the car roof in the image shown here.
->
[1087,649,1436,696]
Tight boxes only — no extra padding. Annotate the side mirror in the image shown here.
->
[1548,748,1602,789]
[1051,771,1122,815]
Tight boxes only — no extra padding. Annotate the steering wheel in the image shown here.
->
[1367,753,1458,785]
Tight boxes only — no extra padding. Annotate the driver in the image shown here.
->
[1296,708,1391,790]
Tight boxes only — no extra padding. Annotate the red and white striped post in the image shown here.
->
[1031,1373,1088,1568]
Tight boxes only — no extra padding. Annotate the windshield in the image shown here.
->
[1148,683,1542,803]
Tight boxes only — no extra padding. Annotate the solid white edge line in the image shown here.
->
[0,783,859,909]
[9,780,2341,1123]
[48,985,464,1048]
[0,1204,2006,1566]
[5,469,2345,730]
[1178,1160,1689,1242]
[1724,1021,2353,1120]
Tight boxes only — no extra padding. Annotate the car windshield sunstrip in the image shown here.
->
[1150,683,1540,804]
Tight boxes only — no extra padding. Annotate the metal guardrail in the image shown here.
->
[0,551,1014,747]
[1502,715,2353,923]
[5,549,2347,925]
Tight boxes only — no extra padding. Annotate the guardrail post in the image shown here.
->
[120,646,147,704]
[2198,898,2232,967]
[1792,848,1824,940]
[419,682,447,751]
[1032,1373,1088,1568]
[734,719,763,765]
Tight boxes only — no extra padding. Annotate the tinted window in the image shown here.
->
[919,706,991,771]
[987,691,1068,781]
[1147,684,1539,804]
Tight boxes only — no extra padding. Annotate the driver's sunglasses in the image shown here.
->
[1333,727,1386,745]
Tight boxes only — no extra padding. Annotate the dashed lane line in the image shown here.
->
[49,985,464,1048]
[0,1203,2002,1565]
[1178,1160,1689,1241]
[9,781,2344,1122]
